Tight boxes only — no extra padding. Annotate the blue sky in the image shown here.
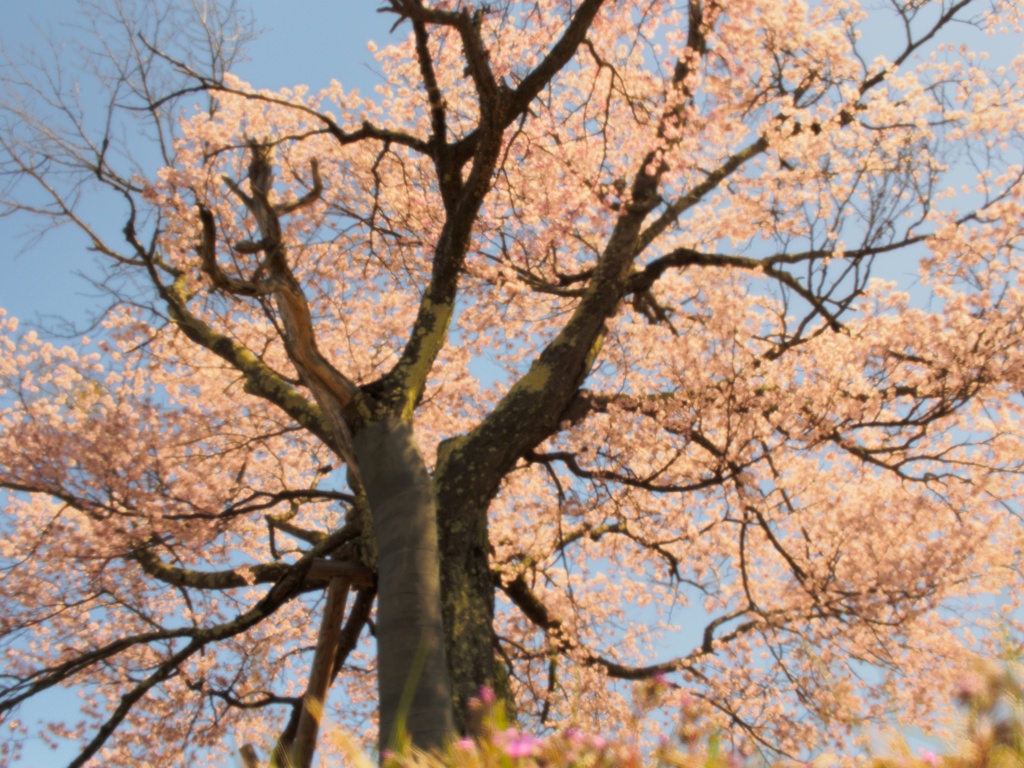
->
[1,0,394,326]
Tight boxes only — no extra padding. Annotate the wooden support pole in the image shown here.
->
[288,576,351,768]
[307,558,373,588]
[241,562,369,768]
[239,743,261,768]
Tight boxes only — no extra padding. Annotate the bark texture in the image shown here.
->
[435,439,506,729]
[437,510,498,726]
[354,417,453,751]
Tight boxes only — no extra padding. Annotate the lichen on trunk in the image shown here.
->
[434,437,515,731]
[437,497,503,729]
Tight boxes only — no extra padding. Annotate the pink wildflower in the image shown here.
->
[918,748,942,766]
[587,734,608,750]
[498,728,540,758]
[563,727,584,744]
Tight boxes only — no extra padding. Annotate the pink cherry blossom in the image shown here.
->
[0,0,1023,764]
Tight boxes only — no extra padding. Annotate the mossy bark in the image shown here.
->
[436,496,500,729]
[433,437,514,731]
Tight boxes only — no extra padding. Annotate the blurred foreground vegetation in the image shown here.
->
[311,654,1023,768]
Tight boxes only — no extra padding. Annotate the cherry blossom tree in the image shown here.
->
[2,0,1024,765]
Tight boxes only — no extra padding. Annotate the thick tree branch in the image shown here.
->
[637,136,769,253]
[156,272,335,446]
[131,542,373,592]
[447,0,609,166]
[214,142,370,482]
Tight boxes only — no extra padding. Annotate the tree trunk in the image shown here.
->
[353,417,454,753]
[434,438,510,731]
[436,497,500,728]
